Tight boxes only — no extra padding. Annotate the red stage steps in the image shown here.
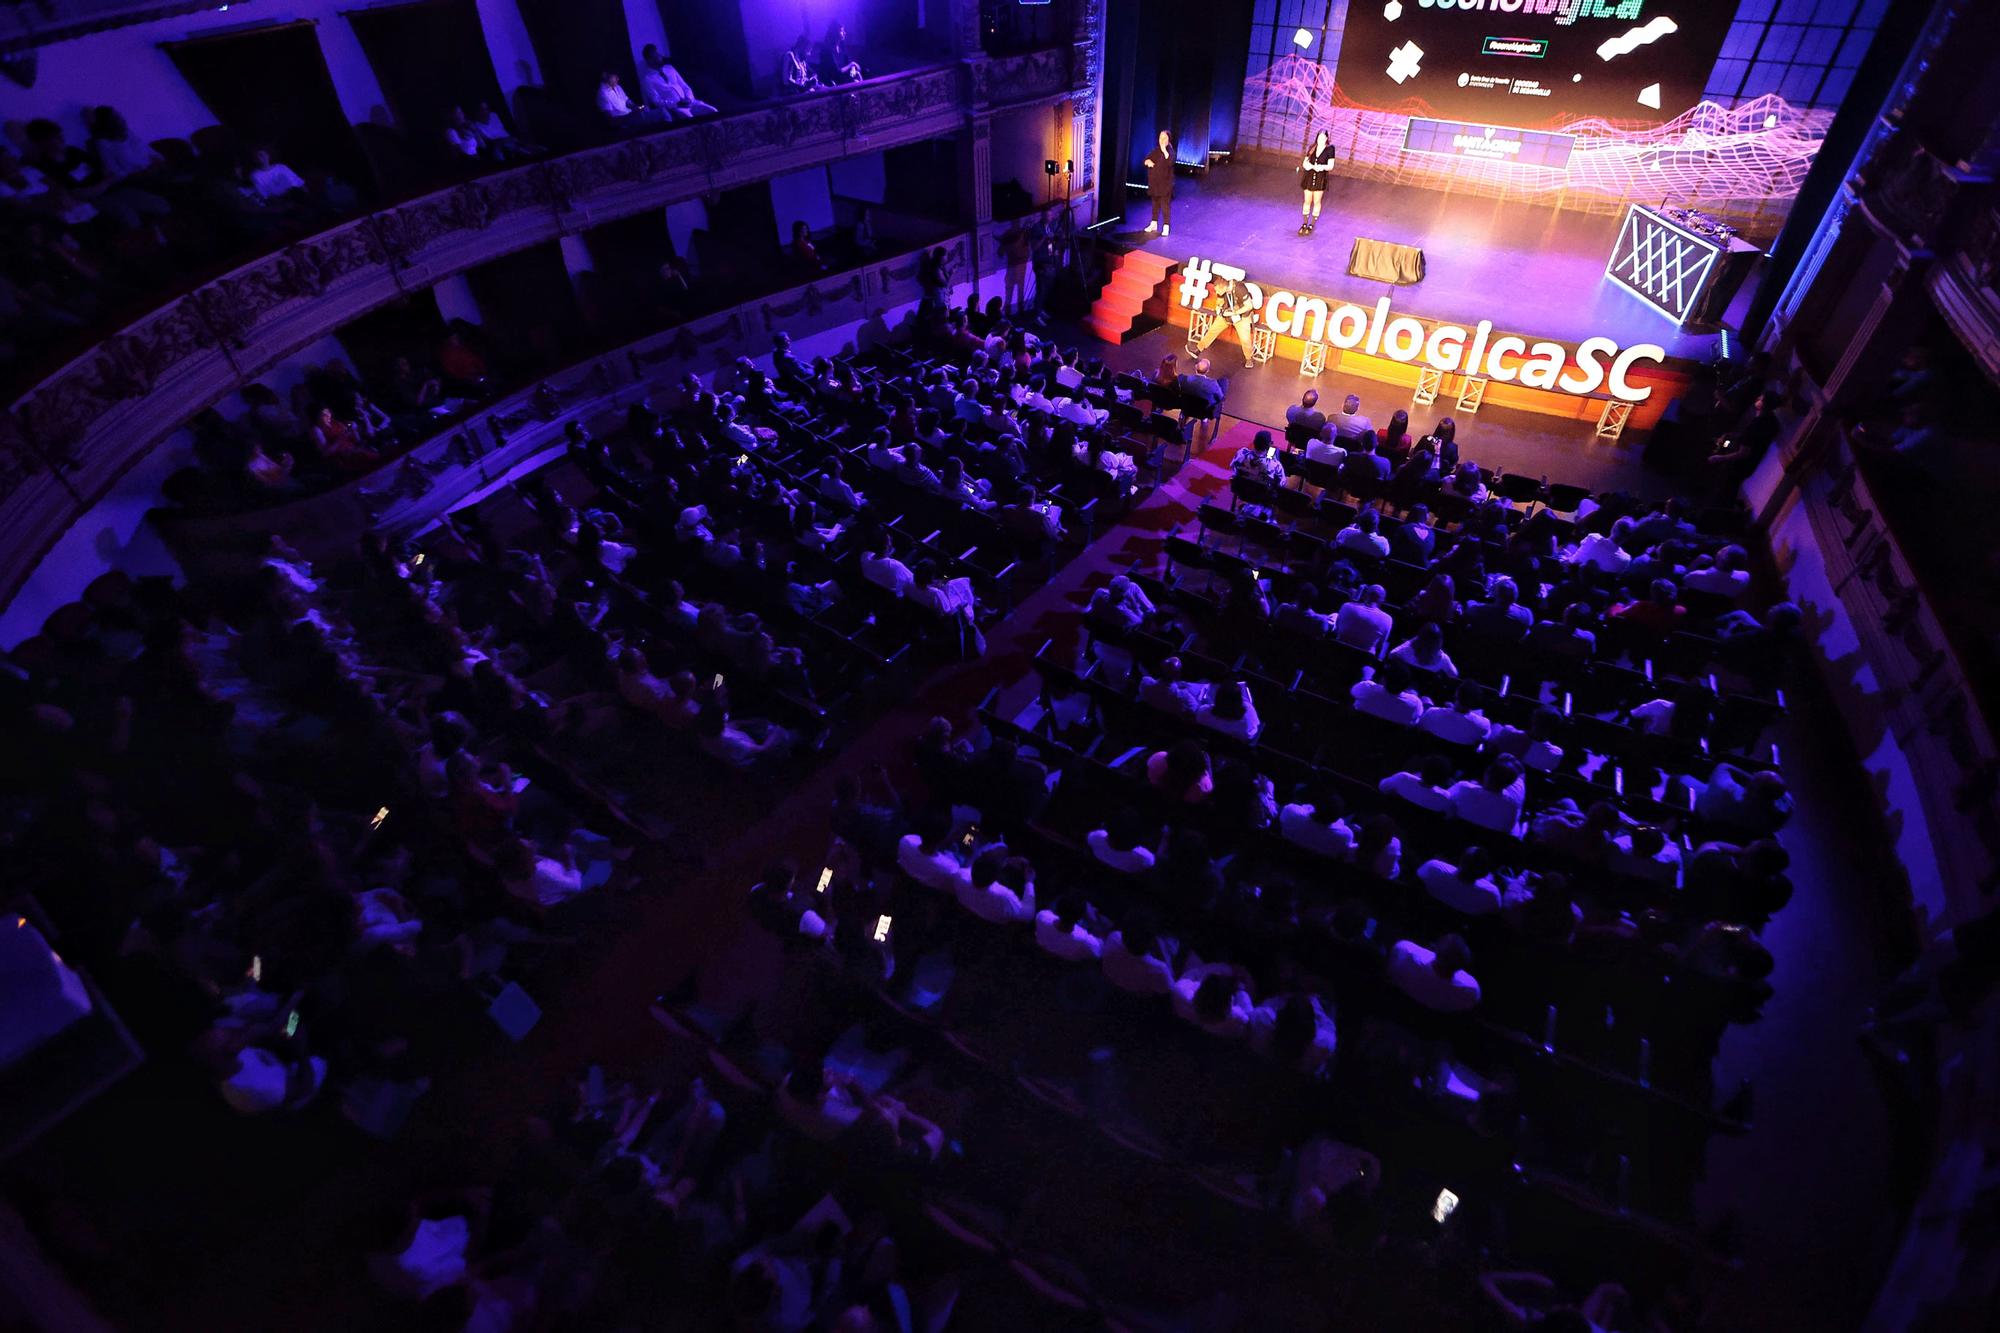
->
[1081,248,1180,344]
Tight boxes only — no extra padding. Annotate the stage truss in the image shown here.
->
[1240,55,1830,241]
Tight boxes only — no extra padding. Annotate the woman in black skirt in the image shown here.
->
[1299,128,1336,236]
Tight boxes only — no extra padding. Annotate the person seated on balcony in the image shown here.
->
[596,71,662,129]
[86,106,170,200]
[247,147,308,202]
[443,107,484,163]
[468,102,534,160]
[308,405,382,475]
[789,221,826,273]
[818,21,866,85]
[243,441,298,495]
[438,324,490,393]
[383,356,444,424]
[24,117,170,234]
[779,35,824,94]
[639,45,718,120]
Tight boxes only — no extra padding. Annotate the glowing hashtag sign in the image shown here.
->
[1178,256,1213,308]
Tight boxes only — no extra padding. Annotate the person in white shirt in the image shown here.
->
[957,852,1037,924]
[817,457,864,511]
[1684,544,1752,599]
[1087,807,1158,873]
[1279,788,1355,857]
[499,837,588,908]
[1389,621,1456,678]
[1195,679,1261,742]
[1101,919,1176,996]
[1138,658,1209,716]
[596,71,661,124]
[1418,679,1493,747]
[696,707,794,769]
[1034,895,1105,962]
[1250,993,1337,1073]
[1332,394,1375,446]
[1446,753,1527,835]
[248,149,306,200]
[1351,660,1425,726]
[1172,963,1257,1039]
[638,44,719,119]
[1334,511,1391,561]
[1565,530,1632,574]
[896,820,971,894]
[1610,824,1682,888]
[1355,815,1403,879]
[777,1061,868,1141]
[859,543,916,597]
[1333,583,1394,656]
[443,107,482,159]
[1378,754,1456,813]
[1417,847,1506,915]
[1484,706,1565,774]
[1304,433,1346,467]
[1387,935,1481,1012]
[1628,696,1676,737]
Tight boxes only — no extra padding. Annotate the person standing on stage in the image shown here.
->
[1143,130,1175,236]
[1194,274,1261,369]
[1299,128,1336,236]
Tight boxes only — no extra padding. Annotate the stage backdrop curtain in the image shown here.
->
[515,0,639,119]
[346,0,507,145]
[164,21,374,195]
[1110,0,1255,185]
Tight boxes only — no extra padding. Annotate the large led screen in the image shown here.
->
[1337,0,1738,127]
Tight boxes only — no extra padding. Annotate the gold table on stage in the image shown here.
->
[1347,237,1427,285]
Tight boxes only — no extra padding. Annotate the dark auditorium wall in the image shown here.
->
[164,20,375,193]
[348,0,509,147]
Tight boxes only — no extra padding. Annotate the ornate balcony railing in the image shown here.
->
[0,46,1085,607]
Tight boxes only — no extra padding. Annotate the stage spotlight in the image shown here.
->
[1764,114,1779,129]
[1293,28,1314,49]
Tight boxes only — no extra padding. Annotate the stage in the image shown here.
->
[1105,164,1755,362]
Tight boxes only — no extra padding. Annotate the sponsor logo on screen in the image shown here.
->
[1178,256,1667,401]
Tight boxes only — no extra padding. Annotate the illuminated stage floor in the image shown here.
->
[1106,164,1754,360]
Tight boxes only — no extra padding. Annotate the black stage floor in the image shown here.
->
[1103,164,1757,361]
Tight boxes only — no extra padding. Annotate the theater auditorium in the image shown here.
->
[0,0,1995,1328]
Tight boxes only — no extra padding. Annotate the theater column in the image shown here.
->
[1070,0,1107,222]
[962,116,994,228]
